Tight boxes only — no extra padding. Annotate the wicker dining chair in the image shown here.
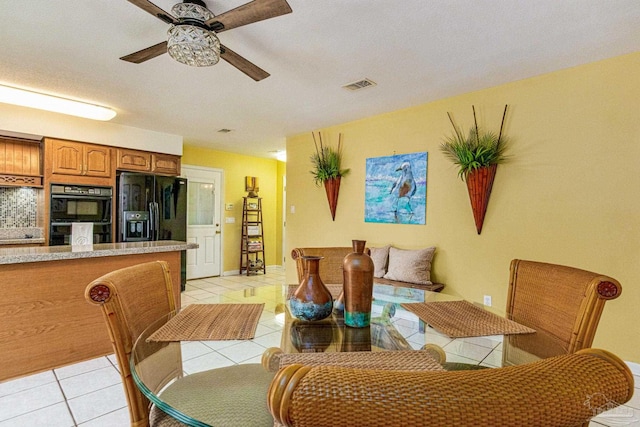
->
[85,261,274,427]
[503,259,622,366]
[85,261,183,427]
[268,348,634,427]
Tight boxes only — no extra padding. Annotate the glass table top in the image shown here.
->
[130,282,559,425]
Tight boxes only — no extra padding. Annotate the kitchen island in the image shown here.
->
[0,241,197,382]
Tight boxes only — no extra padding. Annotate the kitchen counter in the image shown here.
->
[0,240,197,264]
[1,240,197,382]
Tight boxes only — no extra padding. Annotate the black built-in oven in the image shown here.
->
[49,184,113,245]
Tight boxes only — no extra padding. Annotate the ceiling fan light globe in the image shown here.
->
[167,25,220,67]
[171,2,215,21]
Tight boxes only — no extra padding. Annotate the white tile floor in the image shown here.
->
[1,267,638,426]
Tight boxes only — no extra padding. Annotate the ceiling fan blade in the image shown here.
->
[220,45,270,81]
[120,41,168,63]
[127,0,177,24]
[205,0,292,32]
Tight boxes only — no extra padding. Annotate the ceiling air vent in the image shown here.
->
[342,78,377,91]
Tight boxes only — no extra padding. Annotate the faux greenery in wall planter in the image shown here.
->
[440,105,509,234]
[310,132,350,221]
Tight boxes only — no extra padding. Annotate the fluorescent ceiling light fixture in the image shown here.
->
[0,84,116,121]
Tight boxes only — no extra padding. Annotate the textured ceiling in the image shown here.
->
[0,1,638,159]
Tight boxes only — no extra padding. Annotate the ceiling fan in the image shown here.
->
[120,0,292,81]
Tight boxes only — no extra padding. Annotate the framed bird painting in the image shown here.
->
[365,152,428,224]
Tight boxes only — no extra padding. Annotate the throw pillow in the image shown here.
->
[369,245,390,278]
[383,246,436,285]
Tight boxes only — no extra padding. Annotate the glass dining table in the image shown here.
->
[130,282,561,426]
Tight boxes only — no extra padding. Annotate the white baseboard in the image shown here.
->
[222,270,240,276]
[222,264,284,276]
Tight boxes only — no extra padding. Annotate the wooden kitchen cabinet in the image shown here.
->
[116,149,180,176]
[152,153,181,175]
[0,137,43,187]
[85,145,112,177]
[116,148,151,172]
[47,139,111,178]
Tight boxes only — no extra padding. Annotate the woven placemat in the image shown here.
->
[147,303,264,342]
[287,284,343,300]
[401,300,536,338]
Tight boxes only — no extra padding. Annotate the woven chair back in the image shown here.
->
[505,259,621,362]
[85,261,179,427]
[292,247,371,285]
[269,348,633,427]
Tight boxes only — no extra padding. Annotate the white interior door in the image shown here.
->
[182,165,222,279]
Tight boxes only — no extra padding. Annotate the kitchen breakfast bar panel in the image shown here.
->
[0,241,196,382]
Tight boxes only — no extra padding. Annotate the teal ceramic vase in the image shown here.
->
[290,256,333,321]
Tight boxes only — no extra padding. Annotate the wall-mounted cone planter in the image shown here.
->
[465,164,497,234]
[324,177,341,221]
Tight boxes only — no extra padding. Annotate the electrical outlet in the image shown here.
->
[483,295,492,307]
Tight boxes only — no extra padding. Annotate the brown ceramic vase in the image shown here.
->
[343,240,374,328]
[290,256,333,321]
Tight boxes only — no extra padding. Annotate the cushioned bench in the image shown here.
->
[291,247,444,292]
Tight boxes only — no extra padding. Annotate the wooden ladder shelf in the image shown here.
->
[239,196,266,275]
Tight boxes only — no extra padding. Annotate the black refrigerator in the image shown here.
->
[116,172,188,289]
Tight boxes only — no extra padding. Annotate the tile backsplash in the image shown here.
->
[0,187,38,228]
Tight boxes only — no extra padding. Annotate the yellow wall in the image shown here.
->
[182,145,284,273]
[285,52,640,362]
